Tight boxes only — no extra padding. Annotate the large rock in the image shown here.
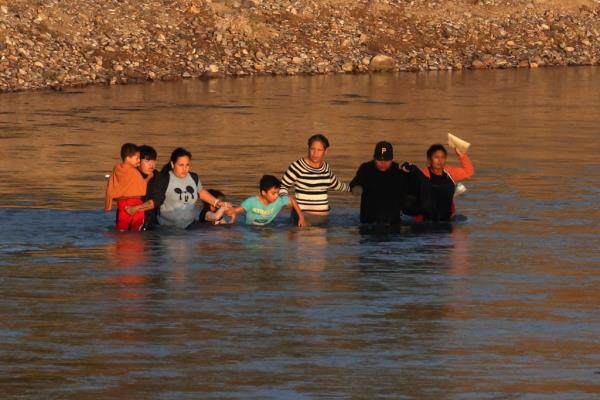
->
[471,59,485,69]
[369,55,395,71]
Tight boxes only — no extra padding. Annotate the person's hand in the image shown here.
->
[351,185,363,196]
[221,202,232,209]
[455,147,465,157]
[297,215,309,227]
[104,208,111,212]
[400,161,417,173]
[124,205,137,216]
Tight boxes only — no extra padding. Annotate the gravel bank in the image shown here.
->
[1,0,599,92]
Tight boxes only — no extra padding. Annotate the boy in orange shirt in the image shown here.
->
[104,143,148,231]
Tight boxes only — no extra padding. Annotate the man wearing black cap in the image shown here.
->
[350,141,424,224]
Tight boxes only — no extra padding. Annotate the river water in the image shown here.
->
[0,68,599,399]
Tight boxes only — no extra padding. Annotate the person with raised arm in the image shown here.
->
[421,144,474,222]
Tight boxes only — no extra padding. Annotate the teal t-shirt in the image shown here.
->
[241,195,290,225]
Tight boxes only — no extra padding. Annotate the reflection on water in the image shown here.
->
[1,68,599,398]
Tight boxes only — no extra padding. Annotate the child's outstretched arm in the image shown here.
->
[205,206,228,222]
[124,199,155,216]
[228,206,245,224]
[288,197,307,227]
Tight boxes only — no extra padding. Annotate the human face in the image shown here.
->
[171,156,190,178]
[125,152,140,168]
[307,140,327,166]
[375,159,392,172]
[260,187,280,204]
[429,150,447,172]
[139,158,156,176]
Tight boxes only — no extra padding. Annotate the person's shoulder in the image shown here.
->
[321,160,334,171]
[361,160,376,169]
[242,195,258,207]
[277,195,290,206]
[150,170,170,187]
[390,161,405,174]
[156,170,170,180]
[293,158,307,168]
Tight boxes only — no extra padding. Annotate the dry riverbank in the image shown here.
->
[1,0,599,92]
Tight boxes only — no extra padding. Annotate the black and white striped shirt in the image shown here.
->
[280,158,349,213]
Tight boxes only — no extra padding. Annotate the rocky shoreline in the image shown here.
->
[1,0,599,93]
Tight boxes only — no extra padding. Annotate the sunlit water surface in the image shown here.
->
[0,68,599,399]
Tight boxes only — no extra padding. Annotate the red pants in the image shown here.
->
[116,198,144,231]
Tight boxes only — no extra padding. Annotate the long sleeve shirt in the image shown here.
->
[280,158,349,213]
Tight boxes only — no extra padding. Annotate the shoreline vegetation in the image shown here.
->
[1,0,599,93]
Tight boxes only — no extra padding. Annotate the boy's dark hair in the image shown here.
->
[308,134,330,149]
[426,144,447,159]
[260,175,281,192]
[139,145,157,161]
[120,143,140,161]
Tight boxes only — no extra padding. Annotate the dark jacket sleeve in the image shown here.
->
[400,165,432,216]
[350,163,368,188]
[145,172,169,209]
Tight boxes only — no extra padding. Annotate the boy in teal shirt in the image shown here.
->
[232,175,307,227]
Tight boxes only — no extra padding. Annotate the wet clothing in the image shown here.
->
[350,161,428,224]
[105,162,147,231]
[241,195,290,226]
[350,161,404,224]
[158,171,202,228]
[290,208,329,226]
[280,158,349,214]
[105,162,147,210]
[421,153,474,222]
[425,170,456,221]
[144,170,201,229]
[142,172,161,230]
[116,198,145,231]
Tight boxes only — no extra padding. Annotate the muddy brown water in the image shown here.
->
[0,68,599,399]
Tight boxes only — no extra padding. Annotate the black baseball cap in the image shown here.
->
[373,141,393,161]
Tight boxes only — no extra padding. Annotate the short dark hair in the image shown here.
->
[139,145,157,160]
[260,175,281,192]
[308,134,330,149]
[427,144,447,159]
[120,143,139,161]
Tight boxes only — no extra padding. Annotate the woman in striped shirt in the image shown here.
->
[280,134,350,224]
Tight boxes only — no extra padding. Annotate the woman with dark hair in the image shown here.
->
[421,144,474,221]
[280,134,350,225]
[127,147,225,229]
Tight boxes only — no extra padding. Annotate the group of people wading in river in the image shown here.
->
[104,134,474,231]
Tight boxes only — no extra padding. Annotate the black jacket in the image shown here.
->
[350,161,428,224]
[350,161,406,224]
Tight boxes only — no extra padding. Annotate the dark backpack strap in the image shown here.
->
[190,172,200,187]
